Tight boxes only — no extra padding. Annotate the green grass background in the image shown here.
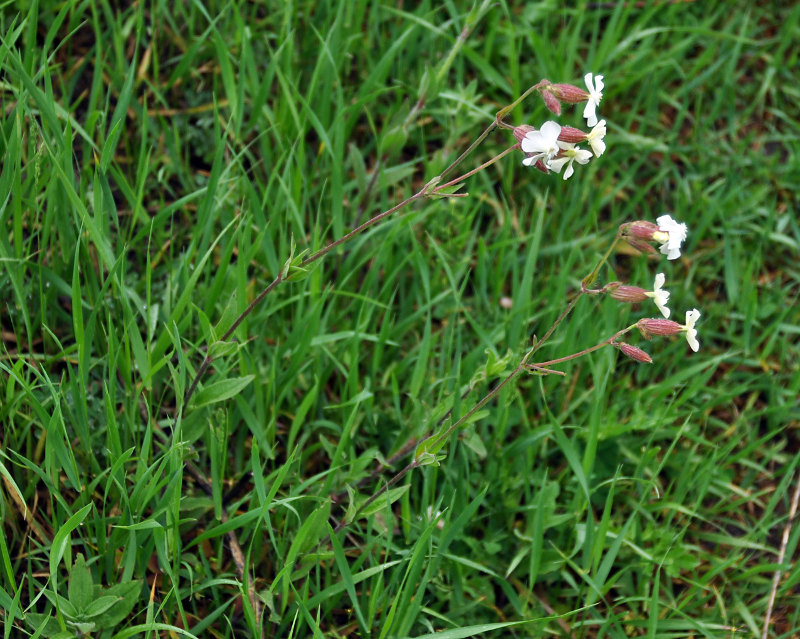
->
[1,0,799,637]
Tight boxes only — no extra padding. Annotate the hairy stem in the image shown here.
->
[531,326,632,370]
[434,144,519,193]
[183,190,424,408]
[343,228,626,532]
[333,460,418,533]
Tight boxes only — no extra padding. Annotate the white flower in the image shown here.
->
[583,72,604,127]
[547,143,593,180]
[654,214,688,260]
[586,119,606,157]
[644,272,671,318]
[682,308,701,352]
[521,121,561,167]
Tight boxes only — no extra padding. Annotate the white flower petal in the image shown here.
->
[656,214,688,260]
[540,120,562,143]
[654,291,670,318]
[594,74,605,93]
[562,161,575,180]
[645,274,670,317]
[589,138,606,157]
[520,131,545,153]
[686,328,699,352]
[521,122,562,166]
[547,157,569,173]
[583,101,598,128]
[574,148,593,164]
[583,73,604,127]
[587,120,607,157]
[520,136,536,153]
[684,308,701,351]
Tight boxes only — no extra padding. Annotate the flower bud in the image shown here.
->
[621,220,682,257]
[616,343,653,364]
[512,124,536,145]
[548,83,590,104]
[621,216,689,261]
[609,284,649,303]
[541,89,561,115]
[623,221,660,241]
[529,159,549,174]
[557,126,588,144]
[623,238,659,255]
[637,318,682,339]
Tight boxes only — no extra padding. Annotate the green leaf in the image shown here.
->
[43,592,78,619]
[414,452,444,467]
[66,620,96,635]
[358,485,411,519]
[190,375,255,408]
[24,613,62,637]
[416,66,438,101]
[83,594,121,618]
[67,554,93,612]
[280,234,301,279]
[94,581,142,628]
[427,183,466,199]
[278,501,331,609]
[279,232,310,281]
[100,50,136,172]
[49,504,93,582]
[328,525,368,634]
[207,339,239,361]
[379,126,408,156]
[461,430,487,458]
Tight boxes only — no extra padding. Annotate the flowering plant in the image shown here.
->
[184,69,702,535]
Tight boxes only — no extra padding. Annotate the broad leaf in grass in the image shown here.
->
[42,591,77,618]
[92,580,143,627]
[357,484,410,519]
[67,554,93,612]
[191,375,255,407]
[83,595,121,618]
[66,620,95,634]
[24,613,62,637]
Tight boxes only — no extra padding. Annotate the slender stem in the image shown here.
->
[534,338,614,368]
[531,327,631,369]
[530,233,622,358]
[583,233,621,289]
[298,192,424,268]
[433,144,519,192]
[445,364,525,440]
[494,80,546,125]
[439,120,498,181]
[183,113,526,408]
[338,360,533,532]
[184,273,284,406]
[528,294,582,358]
[334,460,418,533]
[183,191,426,408]
[345,227,627,525]
[437,79,542,182]
[183,192,424,408]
